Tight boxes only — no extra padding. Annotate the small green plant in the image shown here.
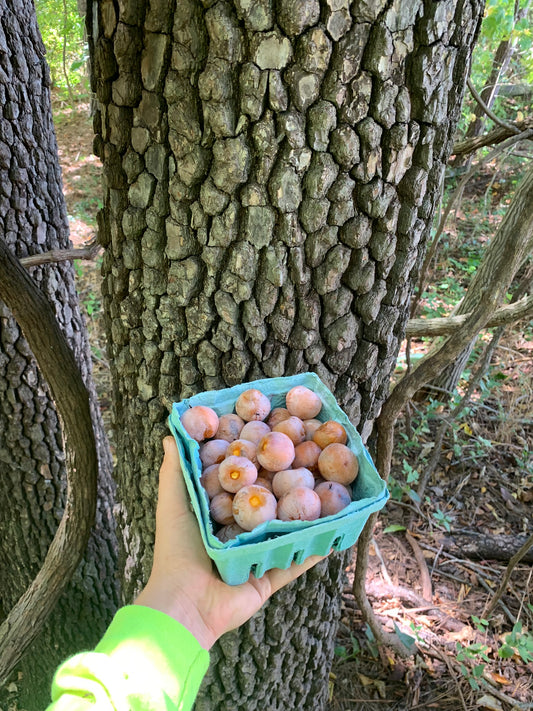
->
[471,615,489,633]
[432,508,453,532]
[498,621,533,664]
[334,634,361,661]
[455,617,533,692]
[84,291,100,317]
[364,624,379,659]
[388,459,421,504]
[456,641,491,690]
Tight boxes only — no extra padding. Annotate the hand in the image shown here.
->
[135,436,328,649]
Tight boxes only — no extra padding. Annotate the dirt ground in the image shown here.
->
[55,103,533,711]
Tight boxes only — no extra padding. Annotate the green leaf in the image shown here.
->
[383,524,407,534]
[393,623,418,653]
[472,664,485,678]
[468,677,480,691]
[498,644,515,659]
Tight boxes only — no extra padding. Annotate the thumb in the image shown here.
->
[157,436,190,521]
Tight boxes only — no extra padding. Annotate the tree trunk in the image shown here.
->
[0,2,118,707]
[89,0,484,708]
[428,164,533,395]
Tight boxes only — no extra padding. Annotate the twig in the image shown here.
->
[365,580,465,632]
[19,237,100,268]
[467,78,522,135]
[477,576,516,625]
[372,537,394,587]
[419,542,503,579]
[453,119,533,156]
[517,567,533,624]
[388,498,429,522]
[427,642,469,711]
[484,531,533,619]
[430,542,444,581]
[480,676,533,711]
[431,566,476,587]
[406,531,432,601]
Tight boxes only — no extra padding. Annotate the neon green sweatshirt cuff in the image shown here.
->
[48,605,210,711]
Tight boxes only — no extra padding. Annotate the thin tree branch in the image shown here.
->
[406,292,533,337]
[484,531,533,619]
[19,236,99,267]
[453,119,533,157]
[0,241,98,683]
[467,77,522,135]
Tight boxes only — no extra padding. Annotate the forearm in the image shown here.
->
[47,606,209,711]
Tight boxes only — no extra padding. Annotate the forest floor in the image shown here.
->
[55,101,533,711]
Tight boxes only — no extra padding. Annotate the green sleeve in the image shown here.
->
[46,605,210,711]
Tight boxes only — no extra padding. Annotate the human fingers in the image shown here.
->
[156,436,191,522]
[268,553,329,595]
[249,553,329,604]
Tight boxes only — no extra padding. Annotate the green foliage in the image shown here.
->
[334,634,361,661]
[432,508,453,532]
[35,0,88,101]
[454,617,533,691]
[457,641,491,690]
[388,459,421,504]
[393,623,417,653]
[74,260,102,320]
[69,195,103,224]
[364,624,379,659]
[459,0,533,133]
[498,621,533,664]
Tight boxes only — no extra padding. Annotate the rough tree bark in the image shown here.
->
[0,2,118,707]
[88,0,484,708]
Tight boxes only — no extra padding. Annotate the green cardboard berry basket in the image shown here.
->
[168,372,389,585]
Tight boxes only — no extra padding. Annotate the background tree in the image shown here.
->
[0,1,118,706]
[461,0,532,143]
[88,0,485,708]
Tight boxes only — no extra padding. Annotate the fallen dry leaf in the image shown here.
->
[477,694,503,711]
[487,671,512,686]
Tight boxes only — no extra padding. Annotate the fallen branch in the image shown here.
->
[443,532,533,566]
[365,580,465,633]
[480,676,533,711]
[0,241,98,683]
